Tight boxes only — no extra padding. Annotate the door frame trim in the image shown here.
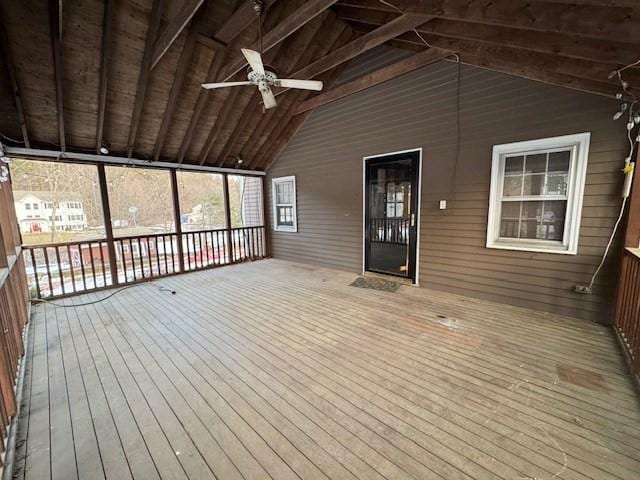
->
[362,147,423,286]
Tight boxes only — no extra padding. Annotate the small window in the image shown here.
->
[33,203,39,210]
[487,133,590,255]
[25,203,31,210]
[272,176,297,232]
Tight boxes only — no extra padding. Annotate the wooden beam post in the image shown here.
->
[222,172,234,262]
[49,0,65,151]
[151,0,204,69]
[153,29,198,160]
[126,0,164,158]
[170,169,185,273]
[261,175,270,257]
[97,164,119,285]
[96,0,115,153]
[624,151,640,248]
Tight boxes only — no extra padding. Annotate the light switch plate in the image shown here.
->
[439,200,447,210]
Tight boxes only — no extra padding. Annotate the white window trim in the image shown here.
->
[487,132,590,255]
[272,175,297,233]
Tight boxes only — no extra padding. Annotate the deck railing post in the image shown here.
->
[97,164,119,286]
[170,169,185,273]
[222,173,234,263]
[261,175,270,258]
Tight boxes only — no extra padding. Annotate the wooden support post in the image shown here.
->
[97,164,118,285]
[170,170,185,273]
[261,175,270,257]
[624,151,640,248]
[222,173,234,263]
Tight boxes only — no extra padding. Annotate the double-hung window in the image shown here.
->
[272,176,297,232]
[487,133,590,255]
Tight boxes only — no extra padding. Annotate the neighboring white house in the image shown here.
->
[14,191,88,234]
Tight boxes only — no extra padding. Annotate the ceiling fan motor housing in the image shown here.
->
[248,69,277,92]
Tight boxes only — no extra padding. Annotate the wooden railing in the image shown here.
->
[0,251,29,454]
[23,226,266,299]
[613,248,640,380]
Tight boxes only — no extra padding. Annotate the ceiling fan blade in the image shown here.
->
[201,81,253,89]
[261,88,277,110]
[241,48,265,75]
[276,79,323,91]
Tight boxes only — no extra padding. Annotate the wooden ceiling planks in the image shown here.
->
[0,0,639,170]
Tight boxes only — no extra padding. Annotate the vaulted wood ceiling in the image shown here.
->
[0,0,638,171]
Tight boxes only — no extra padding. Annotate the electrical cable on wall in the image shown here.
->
[377,0,461,197]
[579,59,640,293]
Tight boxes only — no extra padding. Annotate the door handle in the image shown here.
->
[410,213,415,227]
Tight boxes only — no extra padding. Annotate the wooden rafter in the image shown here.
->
[251,30,355,170]
[176,0,278,164]
[244,26,352,168]
[151,0,204,69]
[217,0,339,82]
[96,0,115,153]
[282,13,430,93]
[198,43,285,166]
[215,12,332,167]
[126,0,164,158]
[152,30,198,161]
[296,47,452,114]
[335,7,640,68]
[337,0,640,44]
[374,29,627,98]
[49,0,65,151]
[0,1,29,147]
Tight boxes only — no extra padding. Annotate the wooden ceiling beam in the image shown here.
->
[151,0,205,69]
[215,14,330,167]
[336,7,640,67]
[252,31,355,170]
[125,0,164,158]
[96,0,115,153]
[244,26,352,169]
[286,13,431,88]
[49,0,65,151]
[152,30,198,161]
[295,47,452,114]
[218,0,339,82]
[369,30,628,98]
[196,2,298,166]
[337,0,640,44]
[0,1,30,147]
[175,0,278,164]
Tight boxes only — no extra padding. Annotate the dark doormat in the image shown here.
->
[350,276,400,292]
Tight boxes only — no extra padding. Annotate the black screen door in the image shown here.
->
[364,151,420,281]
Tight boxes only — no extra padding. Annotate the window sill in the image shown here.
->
[273,227,297,233]
[487,241,576,255]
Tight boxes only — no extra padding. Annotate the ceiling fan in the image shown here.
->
[200,0,322,109]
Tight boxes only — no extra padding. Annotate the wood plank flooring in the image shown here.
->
[10,259,640,480]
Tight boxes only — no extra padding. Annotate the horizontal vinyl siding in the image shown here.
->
[267,51,626,323]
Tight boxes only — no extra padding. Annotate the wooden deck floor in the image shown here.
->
[10,259,640,480]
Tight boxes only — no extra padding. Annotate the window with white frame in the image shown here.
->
[487,133,590,255]
[272,176,297,232]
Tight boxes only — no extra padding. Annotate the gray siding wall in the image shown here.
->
[267,56,627,323]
